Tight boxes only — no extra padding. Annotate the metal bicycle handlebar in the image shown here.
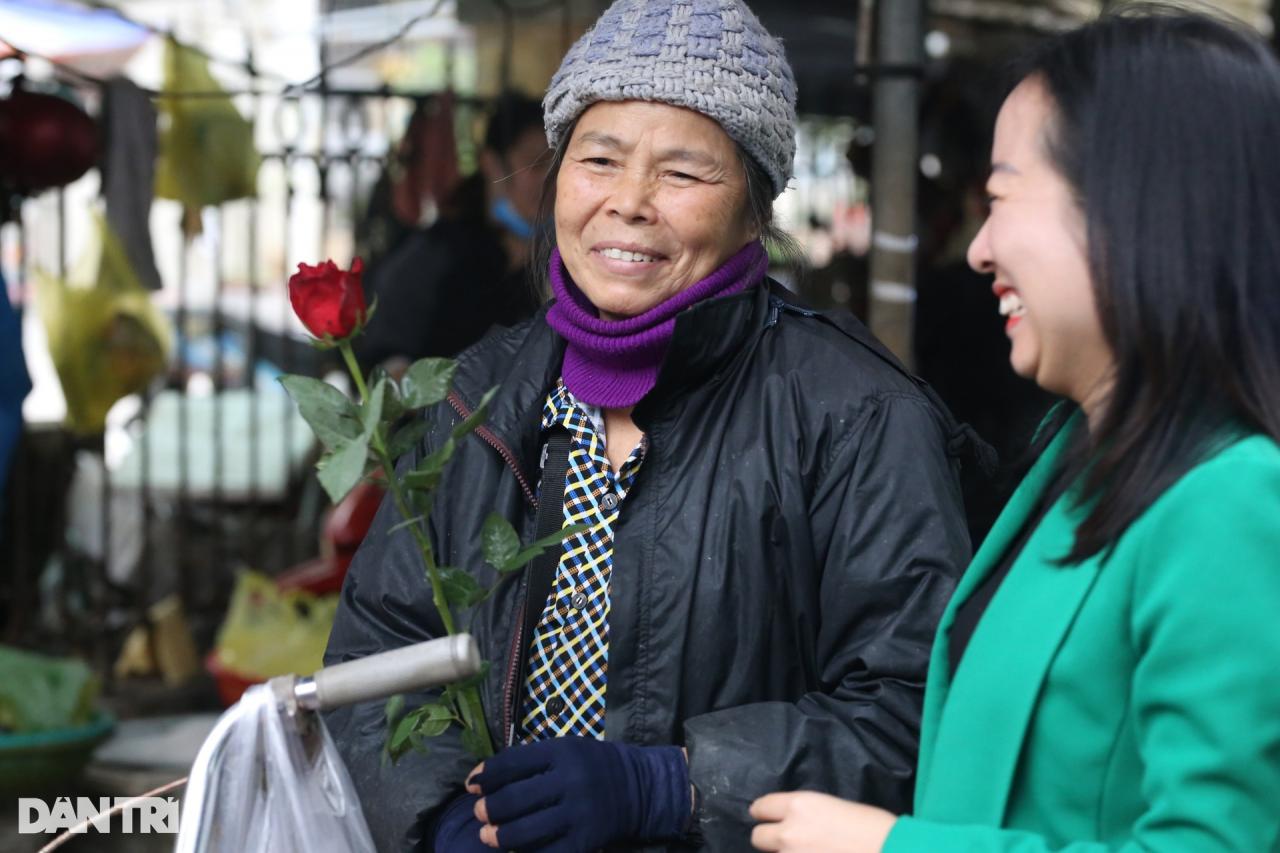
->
[175,634,481,853]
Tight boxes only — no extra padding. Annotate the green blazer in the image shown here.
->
[886,417,1280,852]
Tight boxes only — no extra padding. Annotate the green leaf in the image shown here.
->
[362,378,389,435]
[460,724,490,759]
[279,375,362,451]
[388,710,417,759]
[407,732,431,754]
[492,553,528,574]
[451,386,499,441]
[401,358,458,408]
[387,418,431,459]
[422,436,457,473]
[411,490,435,521]
[409,700,454,738]
[385,694,405,726]
[437,566,485,608]
[369,366,405,424]
[403,437,456,490]
[386,699,454,763]
[481,513,520,571]
[317,433,371,503]
[501,523,594,572]
[402,470,441,491]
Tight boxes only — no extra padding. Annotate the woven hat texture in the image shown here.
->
[543,0,797,197]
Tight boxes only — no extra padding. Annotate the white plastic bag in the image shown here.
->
[177,683,375,853]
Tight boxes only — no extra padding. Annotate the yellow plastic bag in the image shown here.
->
[154,38,260,220]
[213,572,338,680]
[36,213,172,435]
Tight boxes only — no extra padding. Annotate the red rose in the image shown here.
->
[288,258,367,340]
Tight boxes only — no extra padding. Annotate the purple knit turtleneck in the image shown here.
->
[545,241,768,409]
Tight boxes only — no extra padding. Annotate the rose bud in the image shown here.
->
[288,258,367,341]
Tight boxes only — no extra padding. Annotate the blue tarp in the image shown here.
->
[0,0,147,61]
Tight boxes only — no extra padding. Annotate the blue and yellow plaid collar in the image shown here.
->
[541,379,644,482]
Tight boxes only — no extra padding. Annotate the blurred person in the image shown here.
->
[913,71,1054,547]
[750,7,1280,851]
[324,0,978,850]
[355,92,548,372]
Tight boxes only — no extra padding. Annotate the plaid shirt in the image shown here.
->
[518,379,645,742]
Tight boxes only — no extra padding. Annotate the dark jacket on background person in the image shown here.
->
[354,217,539,370]
[324,281,973,852]
[914,260,1055,547]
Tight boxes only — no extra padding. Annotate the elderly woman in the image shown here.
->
[750,7,1280,853]
[324,1,973,850]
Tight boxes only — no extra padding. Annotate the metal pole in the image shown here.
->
[867,0,924,368]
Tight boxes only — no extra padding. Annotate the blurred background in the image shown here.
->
[0,1,1272,849]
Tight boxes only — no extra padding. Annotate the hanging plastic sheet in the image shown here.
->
[35,213,172,435]
[154,38,261,235]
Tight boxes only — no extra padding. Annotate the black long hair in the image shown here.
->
[1014,4,1280,563]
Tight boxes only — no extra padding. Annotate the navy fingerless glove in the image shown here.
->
[470,736,691,852]
[432,791,489,852]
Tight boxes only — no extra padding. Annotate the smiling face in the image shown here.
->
[553,100,756,320]
[968,77,1114,413]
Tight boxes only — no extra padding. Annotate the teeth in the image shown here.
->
[600,247,657,263]
[999,291,1025,317]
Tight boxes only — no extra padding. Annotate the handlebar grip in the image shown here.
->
[312,634,481,710]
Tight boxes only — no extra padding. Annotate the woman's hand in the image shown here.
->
[432,792,490,852]
[465,737,690,850]
[749,791,897,853]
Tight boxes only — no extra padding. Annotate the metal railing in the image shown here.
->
[0,81,482,669]
[0,68,866,677]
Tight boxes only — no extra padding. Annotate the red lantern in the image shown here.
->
[0,87,99,193]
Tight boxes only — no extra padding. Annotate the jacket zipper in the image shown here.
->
[446,390,537,507]
[446,388,536,746]
[501,597,527,746]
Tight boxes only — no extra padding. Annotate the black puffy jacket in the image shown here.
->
[323,281,974,852]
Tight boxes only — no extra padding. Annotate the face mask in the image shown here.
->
[491,196,534,240]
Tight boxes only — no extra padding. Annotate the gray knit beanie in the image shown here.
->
[543,0,797,198]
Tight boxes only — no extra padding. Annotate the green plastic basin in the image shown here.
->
[0,711,116,797]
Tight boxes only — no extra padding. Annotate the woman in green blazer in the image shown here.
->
[750,7,1280,853]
